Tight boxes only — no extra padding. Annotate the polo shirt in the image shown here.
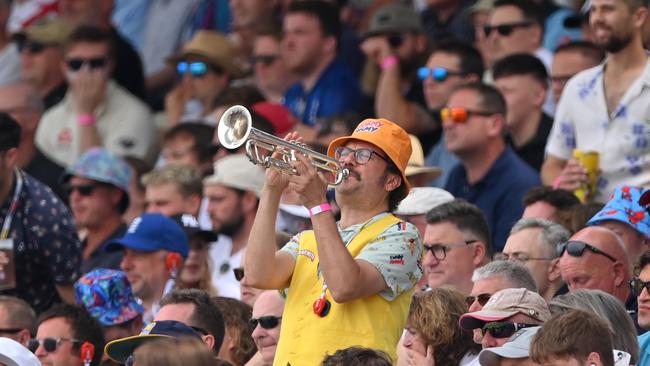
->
[445,146,540,252]
[283,57,362,126]
[80,223,127,274]
[545,58,650,203]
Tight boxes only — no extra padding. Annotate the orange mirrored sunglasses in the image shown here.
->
[440,107,495,123]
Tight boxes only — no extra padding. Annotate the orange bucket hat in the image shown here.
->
[327,118,412,197]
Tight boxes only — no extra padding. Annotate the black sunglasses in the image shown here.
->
[63,183,101,197]
[28,337,81,353]
[630,278,650,297]
[233,267,244,281]
[249,316,282,330]
[465,293,491,308]
[252,54,280,66]
[66,57,108,71]
[387,34,403,48]
[16,39,48,54]
[483,21,533,37]
[481,322,536,339]
[556,240,617,262]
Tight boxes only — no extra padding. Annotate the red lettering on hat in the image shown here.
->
[355,120,384,133]
[57,127,72,146]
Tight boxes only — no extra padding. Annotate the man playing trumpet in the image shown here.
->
[244,118,422,364]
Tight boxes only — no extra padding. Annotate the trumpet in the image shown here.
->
[217,105,350,185]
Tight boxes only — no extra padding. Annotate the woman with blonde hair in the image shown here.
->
[130,337,219,365]
[398,287,480,365]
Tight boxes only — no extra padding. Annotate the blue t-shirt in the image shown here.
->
[283,57,362,126]
[638,331,650,365]
[445,146,540,252]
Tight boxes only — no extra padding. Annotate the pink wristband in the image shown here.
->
[552,176,562,190]
[380,55,398,71]
[77,114,96,126]
[309,203,331,217]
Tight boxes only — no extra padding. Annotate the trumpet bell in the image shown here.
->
[217,105,252,149]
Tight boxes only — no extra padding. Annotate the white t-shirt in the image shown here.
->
[209,235,244,300]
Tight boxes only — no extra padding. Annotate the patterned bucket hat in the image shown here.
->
[74,268,144,327]
[587,186,650,238]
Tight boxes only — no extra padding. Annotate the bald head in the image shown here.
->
[559,227,631,302]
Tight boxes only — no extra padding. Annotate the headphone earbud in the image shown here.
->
[81,342,94,366]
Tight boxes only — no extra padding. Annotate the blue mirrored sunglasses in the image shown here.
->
[177,61,209,77]
[417,67,465,82]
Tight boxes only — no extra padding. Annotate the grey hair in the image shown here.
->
[510,217,571,258]
[549,289,639,363]
[471,260,538,292]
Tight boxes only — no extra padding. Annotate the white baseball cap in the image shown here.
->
[395,187,454,216]
[0,337,40,366]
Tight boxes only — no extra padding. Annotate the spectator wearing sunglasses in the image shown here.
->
[478,326,541,366]
[0,0,19,87]
[165,31,243,127]
[0,295,36,347]
[252,25,297,104]
[558,226,634,313]
[422,40,483,188]
[33,303,104,366]
[460,288,550,350]
[248,290,284,365]
[443,83,540,251]
[421,199,491,295]
[636,250,650,364]
[360,3,431,148]
[35,25,156,169]
[500,218,570,302]
[0,114,81,314]
[63,148,131,274]
[13,18,71,110]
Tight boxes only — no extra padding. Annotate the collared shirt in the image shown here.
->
[545,58,650,203]
[281,212,422,301]
[283,57,362,127]
[509,113,553,171]
[445,146,540,251]
[0,171,81,314]
[80,223,127,274]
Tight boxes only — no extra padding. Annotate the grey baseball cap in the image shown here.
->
[363,3,423,38]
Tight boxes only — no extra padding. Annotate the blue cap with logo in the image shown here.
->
[587,186,650,238]
[106,213,189,257]
[74,268,144,327]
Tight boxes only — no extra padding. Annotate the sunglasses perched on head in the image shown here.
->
[629,277,650,296]
[28,337,81,353]
[440,107,495,124]
[556,240,617,262]
[249,316,282,330]
[481,322,536,339]
[251,54,280,66]
[66,57,107,71]
[177,61,209,77]
[465,293,491,308]
[483,21,534,37]
[418,67,465,82]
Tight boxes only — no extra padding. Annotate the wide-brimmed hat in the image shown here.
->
[405,135,441,182]
[168,30,244,78]
[459,288,550,330]
[12,18,72,45]
[588,186,650,238]
[328,118,412,198]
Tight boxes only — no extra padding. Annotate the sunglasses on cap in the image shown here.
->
[249,316,282,330]
[481,322,536,339]
[440,107,495,124]
[423,240,477,261]
[251,54,280,66]
[177,61,209,77]
[483,21,534,37]
[556,240,617,262]
[233,267,244,281]
[629,277,650,297]
[63,183,103,197]
[16,39,49,54]
[66,57,108,72]
[28,337,81,353]
[465,293,491,308]
[418,67,465,82]
[334,146,388,165]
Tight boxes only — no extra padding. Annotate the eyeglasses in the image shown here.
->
[423,240,477,260]
[483,21,534,37]
[63,183,100,197]
[334,146,388,165]
[465,293,491,308]
[249,316,282,330]
[28,337,81,353]
[233,267,244,281]
[417,67,465,82]
[440,107,495,124]
[66,57,107,71]
[630,278,650,296]
[481,322,536,339]
[556,240,617,262]
[177,61,209,77]
[251,54,280,66]
[494,252,554,263]
[387,34,403,48]
[16,39,49,54]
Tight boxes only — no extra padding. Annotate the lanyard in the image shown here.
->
[0,168,23,240]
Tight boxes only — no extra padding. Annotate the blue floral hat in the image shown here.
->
[587,186,650,237]
[74,268,143,327]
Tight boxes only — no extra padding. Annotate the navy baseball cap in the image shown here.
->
[106,213,189,258]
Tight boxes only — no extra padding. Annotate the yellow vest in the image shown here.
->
[273,214,413,365]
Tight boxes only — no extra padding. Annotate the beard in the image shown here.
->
[215,213,245,237]
[593,24,634,53]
